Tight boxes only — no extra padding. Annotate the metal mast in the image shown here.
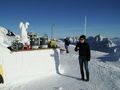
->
[84,16,87,36]
[51,24,55,40]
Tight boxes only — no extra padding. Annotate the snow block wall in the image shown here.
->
[0,45,60,83]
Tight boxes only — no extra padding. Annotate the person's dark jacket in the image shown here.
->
[64,39,70,46]
[75,42,91,61]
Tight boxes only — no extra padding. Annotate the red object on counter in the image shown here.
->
[24,45,30,50]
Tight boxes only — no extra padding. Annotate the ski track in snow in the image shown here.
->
[0,45,120,90]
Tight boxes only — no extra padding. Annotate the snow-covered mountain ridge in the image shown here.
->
[0,26,16,47]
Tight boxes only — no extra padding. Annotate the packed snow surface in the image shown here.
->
[0,42,120,90]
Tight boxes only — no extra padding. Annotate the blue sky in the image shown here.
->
[0,0,120,38]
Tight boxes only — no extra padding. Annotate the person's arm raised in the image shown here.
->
[74,43,79,51]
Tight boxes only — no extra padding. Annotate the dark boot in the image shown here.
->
[66,49,69,53]
[86,75,89,81]
[80,77,85,81]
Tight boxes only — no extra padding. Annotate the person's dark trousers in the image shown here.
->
[79,56,89,81]
[65,45,69,53]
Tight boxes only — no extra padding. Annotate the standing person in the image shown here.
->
[64,38,70,53]
[75,35,91,81]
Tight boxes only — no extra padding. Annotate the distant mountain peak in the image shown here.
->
[95,34,105,41]
[87,34,116,52]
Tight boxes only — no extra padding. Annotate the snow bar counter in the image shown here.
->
[0,45,60,84]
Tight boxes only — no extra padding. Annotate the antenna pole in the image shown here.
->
[51,24,55,40]
[84,16,87,36]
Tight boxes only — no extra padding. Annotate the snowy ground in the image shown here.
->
[1,45,120,90]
